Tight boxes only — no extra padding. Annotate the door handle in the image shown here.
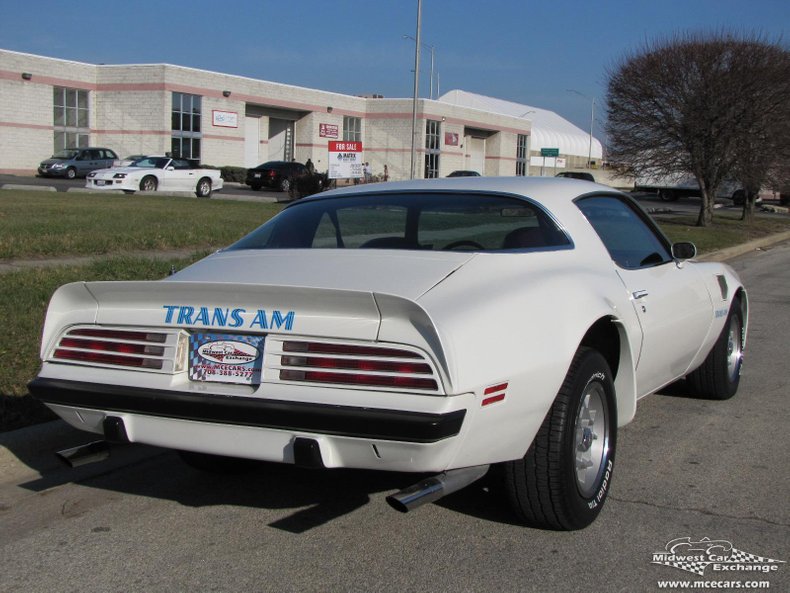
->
[632,290,649,300]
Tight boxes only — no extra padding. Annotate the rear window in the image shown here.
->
[228,192,571,252]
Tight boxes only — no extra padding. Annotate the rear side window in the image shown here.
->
[229,192,571,252]
[576,195,672,269]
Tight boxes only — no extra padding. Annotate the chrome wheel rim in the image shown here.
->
[726,315,743,383]
[574,382,609,498]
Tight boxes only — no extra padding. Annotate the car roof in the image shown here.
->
[300,177,624,238]
[306,176,617,206]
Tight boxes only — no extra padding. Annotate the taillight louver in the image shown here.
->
[278,341,439,392]
[53,328,169,370]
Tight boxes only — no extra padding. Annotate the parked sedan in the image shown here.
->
[38,147,119,179]
[29,177,746,530]
[85,156,223,197]
[246,161,309,191]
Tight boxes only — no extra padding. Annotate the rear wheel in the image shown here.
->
[195,177,212,198]
[658,189,678,202]
[504,347,616,530]
[279,177,291,192]
[687,298,744,400]
[140,176,158,192]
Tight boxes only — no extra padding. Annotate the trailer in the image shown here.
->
[634,174,746,204]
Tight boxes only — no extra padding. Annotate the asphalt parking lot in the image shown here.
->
[0,173,287,203]
[0,173,774,215]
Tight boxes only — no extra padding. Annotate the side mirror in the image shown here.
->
[672,241,697,261]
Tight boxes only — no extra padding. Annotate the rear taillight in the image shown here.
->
[53,328,169,370]
[278,341,439,392]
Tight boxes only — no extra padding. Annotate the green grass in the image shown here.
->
[0,190,282,259]
[656,212,790,253]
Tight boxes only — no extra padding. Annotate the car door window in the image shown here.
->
[576,196,672,269]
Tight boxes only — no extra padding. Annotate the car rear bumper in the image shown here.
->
[29,377,468,471]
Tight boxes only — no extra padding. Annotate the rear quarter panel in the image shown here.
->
[406,249,640,467]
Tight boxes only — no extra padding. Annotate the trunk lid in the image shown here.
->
[169,249,475,301]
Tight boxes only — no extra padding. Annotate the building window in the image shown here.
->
[424,119,441,179]
[53,87,90,151]
[343,116,362,142]
[516,134,529,176]
[171,92,202,159]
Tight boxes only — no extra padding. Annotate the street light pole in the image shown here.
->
[409,0,422,180]
[567,89,595,169]
[403,34,435,100]
[588,97,595,169]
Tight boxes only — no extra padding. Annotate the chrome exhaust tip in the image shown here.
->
[386,465,489,513]
[55,440,111,468]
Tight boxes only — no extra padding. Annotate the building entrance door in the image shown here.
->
[244,116,260,167]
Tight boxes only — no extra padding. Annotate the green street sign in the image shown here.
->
[541,148,560,157]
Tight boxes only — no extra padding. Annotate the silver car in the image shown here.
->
[38,147,119,179]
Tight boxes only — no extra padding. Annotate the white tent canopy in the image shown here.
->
[439,89,603,161]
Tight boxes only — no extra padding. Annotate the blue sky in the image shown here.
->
[1,0,787,141]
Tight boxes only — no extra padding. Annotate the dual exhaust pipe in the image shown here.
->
[57,435,489,514]
[56,440,111,468]
[386,464,489,513]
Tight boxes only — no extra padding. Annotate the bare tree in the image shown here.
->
[728,41,790,222]
[606,33,790,226]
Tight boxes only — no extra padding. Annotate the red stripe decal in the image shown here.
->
[482,382,508,406]
[482,393,506,406]
[484,382,508,396]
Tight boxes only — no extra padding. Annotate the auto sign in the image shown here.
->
[188,334,264,385]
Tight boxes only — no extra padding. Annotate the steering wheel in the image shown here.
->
[444,240,484,251]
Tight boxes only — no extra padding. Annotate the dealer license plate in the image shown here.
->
[188,333,264,385]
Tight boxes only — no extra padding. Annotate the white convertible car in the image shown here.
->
[29,177,746,530]
[85,156,223,197]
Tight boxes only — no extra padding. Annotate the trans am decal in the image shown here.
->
[163,305,295,331]
[188,333,264,384]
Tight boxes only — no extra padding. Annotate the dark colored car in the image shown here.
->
[555,171,595,182]
[246,161,309,192]
[38,147,119,179]
[447,170,481,177]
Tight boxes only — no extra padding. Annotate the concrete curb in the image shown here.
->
[697,230,790,261]
[1,182,283,203]
[3,183,56,192]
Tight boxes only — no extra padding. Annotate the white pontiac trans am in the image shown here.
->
[29,177,747,530]
[85,156,223,197]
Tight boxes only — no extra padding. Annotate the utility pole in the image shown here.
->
[409,0,422,180]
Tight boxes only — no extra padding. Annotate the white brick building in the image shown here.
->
[0,49,598,180]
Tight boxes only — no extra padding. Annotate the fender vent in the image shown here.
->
[716,275,729,300]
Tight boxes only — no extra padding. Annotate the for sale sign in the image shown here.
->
[328,141,363,179]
